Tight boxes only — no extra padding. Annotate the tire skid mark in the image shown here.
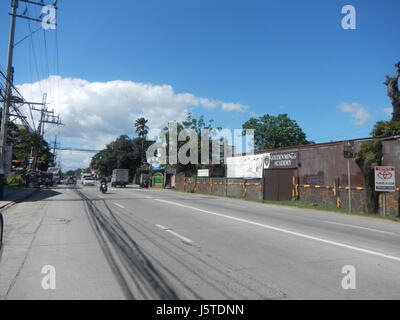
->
[75,189,179,300]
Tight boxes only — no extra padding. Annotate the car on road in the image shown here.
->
[82,177,95,186]
[81,173,92,184]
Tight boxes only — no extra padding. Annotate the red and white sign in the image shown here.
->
[375,166,396,192]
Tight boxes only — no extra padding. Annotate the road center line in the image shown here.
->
[156,224,193,244]
[154,198,400,263]
[323,220,398,235]
[113,203,125,209]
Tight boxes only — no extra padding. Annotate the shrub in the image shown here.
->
[6,172,26,187]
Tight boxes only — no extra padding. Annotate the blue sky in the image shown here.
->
[0,0,399,170]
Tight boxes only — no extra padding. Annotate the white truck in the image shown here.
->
[111,169,129,188]
[47,167,62,184]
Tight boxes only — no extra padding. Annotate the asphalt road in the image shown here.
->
[1,184,400,300]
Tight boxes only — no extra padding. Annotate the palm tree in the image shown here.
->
[135,117,149,164]
[134,118,149,139]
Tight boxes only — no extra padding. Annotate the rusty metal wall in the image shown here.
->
[195,178,211,194]
[298,143,365,187]
[264,169,297,201]
[299,186,367,213]
[185,177,196,192]
[382,139,400,188]
[175,173,185,191]
[211,178,227,197]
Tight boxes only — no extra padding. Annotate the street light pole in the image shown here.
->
[0,0,19,199]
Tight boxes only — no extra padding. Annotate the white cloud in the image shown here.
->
[383,107,392,116]
[337,103,371,125]
[221,102,248,112]
[16,76,248,170]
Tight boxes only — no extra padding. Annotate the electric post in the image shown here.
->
[0,1,58,198]
[0,0,18,199]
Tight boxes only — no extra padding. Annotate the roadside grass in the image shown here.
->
[240,198,400,223]
[172,189,400,223]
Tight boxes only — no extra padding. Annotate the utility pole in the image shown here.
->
[31,94,62,171]
[0,0,19,199]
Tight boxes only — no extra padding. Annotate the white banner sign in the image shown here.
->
[226,153,270,178]
[375,166,396,192]
[197,169,209,177]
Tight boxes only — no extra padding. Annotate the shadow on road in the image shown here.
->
[17,188,62,203]
[75,189,180,300]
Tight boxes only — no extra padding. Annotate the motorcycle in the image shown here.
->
[100,182,108,194]
[140,180,149,189]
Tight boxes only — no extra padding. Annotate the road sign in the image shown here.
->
[343,141,355,158]
[375,166,396,192]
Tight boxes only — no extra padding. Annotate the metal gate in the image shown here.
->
[264,169,298,201]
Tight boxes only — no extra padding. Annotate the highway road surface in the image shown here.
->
[1,184,400,300]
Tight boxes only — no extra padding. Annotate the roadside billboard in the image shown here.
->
[226,153,269,178]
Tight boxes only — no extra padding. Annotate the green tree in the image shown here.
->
[163,112,224,176]
[134,117,149,138]
[7,123,54,171]
[90,135,144,180]
[242,114,312,150]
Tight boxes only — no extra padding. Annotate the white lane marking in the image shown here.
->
[323,221,398,235]
[98,195,104,199]
[156,224,193,244]
[113,203,125,209]
[155,198,400,263]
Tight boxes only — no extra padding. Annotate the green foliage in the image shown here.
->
[7,123,54,171]
[164,112,224,176]
[354,141,381,169]
[65,168,82,177]
[371,121,400,137]
[6,172,25,187]
[242,114,312,150]
[90,135,144,179]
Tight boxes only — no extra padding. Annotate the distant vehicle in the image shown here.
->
[66,176,77,185]
[47,167,62,184]
[83,177,95,186]
[81,173,92,184]
[111,169,129,187]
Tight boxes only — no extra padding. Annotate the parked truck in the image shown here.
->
[111,169,129,187]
